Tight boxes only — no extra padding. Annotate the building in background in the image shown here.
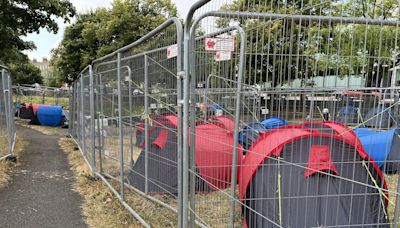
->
[31,57,52,83]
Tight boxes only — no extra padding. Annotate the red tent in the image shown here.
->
[239,125,388,227]
[195,117,242,189]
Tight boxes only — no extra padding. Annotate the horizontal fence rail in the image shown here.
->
[13,84,71,109]
[69,0,400,227]
[0,66,16,160]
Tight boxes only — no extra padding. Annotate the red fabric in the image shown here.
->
[195,123,242,190]
[25,103,30,109]
[298,121,367,158]
[304,145,338,177]
[211,116,235,132]
[32,104,41,115]
[152,129,169,149]
[297,121,387,197]
[137,114,178,148]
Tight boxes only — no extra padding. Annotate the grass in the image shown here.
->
[59,138,141,228]
[0,133,26,189]
[14,95,69,109]
[15,119,67,136]
[60,137,179,227]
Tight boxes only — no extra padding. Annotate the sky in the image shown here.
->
[23,0,196,61]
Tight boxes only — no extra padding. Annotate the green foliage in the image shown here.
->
[0,0,75,86]
[218,0,400,87]
[0,0,75,64]
[9,62,43,85]
[51,0,177,85]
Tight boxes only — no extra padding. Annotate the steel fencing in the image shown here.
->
[0,66,16,160]
[13,84,70,109]
[69,0,400,227]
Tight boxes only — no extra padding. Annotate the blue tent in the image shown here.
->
[336,105,359,124]
[37,106,64,127]
[261,117,288,130]
[354,126,400,173]
[238,117,287,151]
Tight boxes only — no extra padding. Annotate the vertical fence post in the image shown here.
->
[117,52,125,200]
[189,36,196,228]
[229,26,246,228]
[98,73,104,173]
[80,76,85,163]
[89,65,96,173]
[1,69,10,154]
[6,74,12,154]
[144,55,149,194]
[393,176,400,226]
[69,83,75,136]
[128,69,133,166]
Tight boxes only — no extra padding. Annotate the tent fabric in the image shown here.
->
[238,122,266,150]
[354,127,400,172]
[297,121,366,157]
[135,114,177,148]
[195,122,243,190]
[32,104,42,115]
[385,130,400,173]
[336,105,359,124]
[37,106,64,127]
[239,126,388,227]
[130,115,236,194]
[238,117,287,150]
[354,128,396,167]
[129,115,179,194]
[15,103,34,119]
[261,117,287,129]
[364,106,397,128]
[209,116,235,131]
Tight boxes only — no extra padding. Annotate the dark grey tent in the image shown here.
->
[239,125,388,228]
[15,103,34,119]
[128,115,180,194]
[128,115,239,194]
[384,132,400,173]
[364,106,397,128]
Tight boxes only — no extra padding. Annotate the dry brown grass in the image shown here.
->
[59,138,142,228]
[0,134,26,189]
[15,119,66,136]
[385,174,400,224]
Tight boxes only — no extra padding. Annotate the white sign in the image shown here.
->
[167,44,178,59]
[215,51,232,61]
[205,37,235,52]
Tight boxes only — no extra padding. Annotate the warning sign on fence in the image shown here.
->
[167,44,178,59]
[215,51,231,61]
[205,37,235,52]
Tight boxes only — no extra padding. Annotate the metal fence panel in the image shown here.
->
[69,1,400,227]
[0,66,16,160]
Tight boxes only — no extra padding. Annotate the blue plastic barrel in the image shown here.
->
[37,106,63,127]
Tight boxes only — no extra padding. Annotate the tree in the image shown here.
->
[218,0,399,87]
[51,0,177,84]
[0,0,75,64]
[9,62,43,85]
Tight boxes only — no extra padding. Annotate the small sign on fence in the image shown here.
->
[167,44,178,59]
[204,37,235,52]
[215,51,231,61]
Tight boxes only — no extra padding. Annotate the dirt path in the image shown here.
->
[0,125,87,228]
